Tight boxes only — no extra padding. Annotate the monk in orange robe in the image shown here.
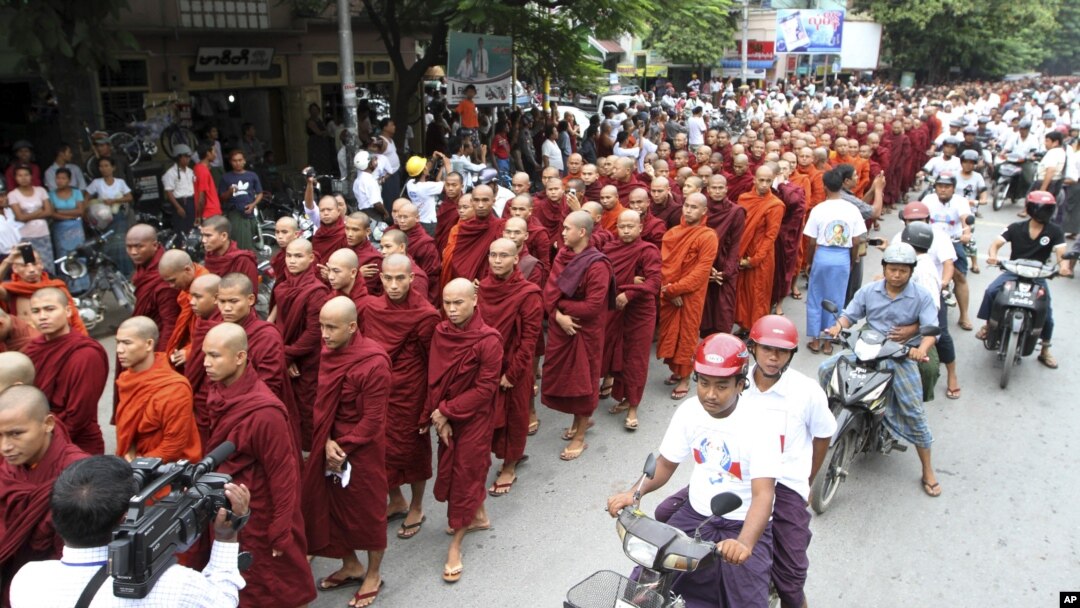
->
[0,246,87,335]
[114,316,201,462]
[598,185,626,234]
[656,193,719,400]
[439,194,475,287]
[734,166,785,332]
[157,249,209,366]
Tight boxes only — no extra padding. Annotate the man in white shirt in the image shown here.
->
[922,173,974,331]
[687,106,707,147]
[11,455,250,608]
[351,150,385,221]
[0,183,23,252]
[745,315,836,608]
[161,144,197,232]
[404,152,451,233]
[606,333,780,608]
[920,137,961,180]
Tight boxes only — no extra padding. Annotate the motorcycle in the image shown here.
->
[991,152,1028,211]
[564,454,746,608]
[982,257,1075,388]
[810,300,939,514]
[55,230,136,332]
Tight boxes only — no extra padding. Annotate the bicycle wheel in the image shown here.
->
[109,132,142,167]
[161,126,198,159]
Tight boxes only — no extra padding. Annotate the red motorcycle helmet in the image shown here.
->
[902,201,931,222]
[749,315,799,350]
[1025,190,1056,224]
[693,333,750,378]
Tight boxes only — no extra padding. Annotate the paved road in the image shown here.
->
[89,201,1078,607]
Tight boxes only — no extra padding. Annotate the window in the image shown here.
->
[99,58,150,130]
[178,0,270,29]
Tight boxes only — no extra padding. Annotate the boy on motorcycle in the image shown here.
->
[745,315,836,608]
[974,191,1072,368]
[607,333,781,608]
[820,243,942,497]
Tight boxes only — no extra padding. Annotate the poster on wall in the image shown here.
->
[447,31,514,105]
[775,9,844,55]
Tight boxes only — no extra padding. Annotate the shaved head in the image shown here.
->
[321,295,358,325]
[190,273,221,295]
[0,384,50,421]
[347,212,371,228]
[0,352,35,392]
[125,223,157,243]
[205,322,248,354]
[618,209,640,224]
[219,272,254,295]
[159,249,193,274]
[202,214,230,235]
[328,248,359,269]
[287,238,313,255]
[381,252,412,274]
[444,277,476,300]
[565,209,594,235]
[117,316,159,342]
[276,216,299,231]
[29,287,68,308]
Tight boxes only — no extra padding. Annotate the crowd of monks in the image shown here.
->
[0,100,947,608]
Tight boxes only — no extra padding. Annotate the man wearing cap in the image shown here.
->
[86,131,135,188]
[919,137,962,181]
[162,144,197,233]
[922,173,974,334]
[43,144,86,193]
[352,150,386,222]
[405,152,451,237]
[4,141,41,191]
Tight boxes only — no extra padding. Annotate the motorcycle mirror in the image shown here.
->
[920,326,941,337]
[710,492,743,517]
[642,453,657,480]
[866,237,884,247]
[822,300,839,314]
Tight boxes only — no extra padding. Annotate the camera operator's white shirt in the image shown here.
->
[10,541,244,607]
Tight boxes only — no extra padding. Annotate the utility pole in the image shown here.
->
[337,0,358,182]
[741,0,749,85]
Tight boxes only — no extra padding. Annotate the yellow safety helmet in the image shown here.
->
[405,155,428,177]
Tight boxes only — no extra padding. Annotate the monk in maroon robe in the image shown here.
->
[533,179,573,246]
[323,248,368,311]
[542,211,615,461]
[127,225,180,351]
[701,175,746,336]
[503,218,547,288]
[200,215,260,289]
[600,211,661,430]
[583,202,616,251]
[434,172,463,255]
[345,212,384,295]
[479,238,543,496]
[771,177,807,315]
[0,311,37,353]
[0,385,87,607]
[22,288,107,455]
[507,194,552,268]
[270,239,331,450]
[648,176,683,229]
[312,194,349,263]
[202,323,316,608]
[610,157,647,205]
[628,187,667,248]
[724,154,755,204]
[301,297,391,605]
[443,184,506,285]
[389,200,442,285]
[885,120,911,206]
[376,230,430,301]
[180,274,222,448]
[359,253,439,540]
[422,278,502,583]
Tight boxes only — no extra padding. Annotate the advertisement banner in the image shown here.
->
[447,31,513,106]
[775,10,844,55]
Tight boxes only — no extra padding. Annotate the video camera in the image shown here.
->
[108,442,240,599]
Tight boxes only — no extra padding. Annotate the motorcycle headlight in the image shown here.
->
[862,382,888,403]
[624,535,660,568]
[829,367,839,395]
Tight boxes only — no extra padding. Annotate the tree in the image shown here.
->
[0,0,137,156]
[643,0,737,72]
[851,0,1058,81]
[1041,0,1080,75]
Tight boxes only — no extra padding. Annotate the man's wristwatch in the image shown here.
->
[227,510,251,532]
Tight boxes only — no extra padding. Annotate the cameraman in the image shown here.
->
[10,455,250,607]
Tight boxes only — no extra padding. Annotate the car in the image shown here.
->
[555,105,592,137]
[595,94,637,115]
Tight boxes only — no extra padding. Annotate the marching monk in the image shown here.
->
[0,309,38,353]
[0,246,86,336]
[202,323,316,608]
[127,224,180,350]
[724,153,755,204]
[581,202,615,250]
[648,176,683,230]
[479,238,543,496]
[271,238,331,451]
[200,214,260,289]
[438,195,472,287]
[0,385,88,607]
[157,249,208,367]
[771,161,807,316]
[701,174,746,336]
[600,210,661,430]
[735,166,785,332]
[180,273,222,447]
[114,316,201,462]
[379,229,432,305]
[534,179,573,246]
[23,288,107,455]
[389,200,442,284]
[502,217,546,287]
[434,172,463,255]
[542,211,615,462]
[0,350,33,391]
[656,193,719,400]
[442,184,505,285]
[598,185,626,234]
[507,194,551,268]
[422,278,502,584]
[359,253,439,541]
[323,248,368,309]
[611,157,646,204]
[345,212,383,295]
[627,186,666,249]
[312,194,348,263]
[302,297,391,607]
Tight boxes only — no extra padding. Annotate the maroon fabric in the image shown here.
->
[236,311,296,452]
[650,198,683,230]
[183,309,223,447]
[391,223,442,283]
[541,247,614,416]
[312,217,348,263]
[448,213,506,282]
[421,312,502,530]
[519,245,548,360]
[203,240,259,291]
[132,245,180,352]
[701,196,746,335]
[613,176,647,205]
[584,180,604,202]
[525,215,552,267]
[478,270,543,461]
[533,195,572,245]
[23,333,108,455]
[724,171,755,205]
[360,288,440,487]
[772,182,807,306]
[338,276,369,312]
[600,238,661,406]
[884,131,910,204]
[641,211,668,248]
[206,368,316,608]
[434,194,460,254]
[272,265,332,450]
[351,239,384,295]
[302,334,391,554]
[589,227,615,251]
[0,425,86,607]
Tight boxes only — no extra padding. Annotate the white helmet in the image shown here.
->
[882,242,917,267]
[353,150,371,171]
[86,202,114,230]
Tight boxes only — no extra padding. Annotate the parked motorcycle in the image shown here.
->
[564,454,745,608]
[991,152,1028,211]
[810,300,939,514]
[982,257,1075,388]
[55,230,135,332]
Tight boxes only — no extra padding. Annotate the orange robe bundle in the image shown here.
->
[164,264,208,357]
[734,190,784,331]
[0,273,87,336]
[656,219,718,378]
[600,203,627,234]
[115,352,201,462]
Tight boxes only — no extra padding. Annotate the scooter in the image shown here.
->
[564,454,743,608]
[983,256,1075,388]
[991,153,1028,211]
[56,230,135,332]
[811,300,939,514]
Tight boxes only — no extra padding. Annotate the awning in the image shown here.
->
[720,59,776,70]
[588,37,625,57]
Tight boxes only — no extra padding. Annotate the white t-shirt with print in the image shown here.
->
[892,226,955,281]
[659,398,782,520]
[803,198,867,248]
[922,193,971,241]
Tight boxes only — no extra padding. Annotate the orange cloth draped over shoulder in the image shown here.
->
[656,219,718,378]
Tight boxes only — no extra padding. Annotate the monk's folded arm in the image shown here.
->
[283,301,323,359]
[334,372,389,454]
[438,340,502,422]
[666,239,719,297]
[557,264,612,323]
[621,248,662,303]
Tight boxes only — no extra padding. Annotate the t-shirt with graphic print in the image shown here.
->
[219,170,262,218]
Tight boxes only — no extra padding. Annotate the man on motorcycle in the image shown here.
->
[745,315,836,608]
[922,174,974,331]
[975,191,1072,368]
[821,243,942,497]
[607,333,781,608]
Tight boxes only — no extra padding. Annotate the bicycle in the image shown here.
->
[83,122,144,174]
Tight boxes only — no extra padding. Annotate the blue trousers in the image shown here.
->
[976,272,1053,341]
[806,246,851,339]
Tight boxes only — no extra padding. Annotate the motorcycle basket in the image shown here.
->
[565,570,665,608]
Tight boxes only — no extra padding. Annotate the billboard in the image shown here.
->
[447,31,513,106]
[775,9,844,55]
[839,21,882,70]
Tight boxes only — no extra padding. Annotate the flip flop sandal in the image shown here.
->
[527,419,540,435]
[560,443,588,461]
[663,374,681,386]
[387,510,409,523]
[396,516,426,539]
[599,383,614,399]
[970,266,980,274]
[921,478,942,497]
[957,320,973,331]
[1038,353,1059,369]
[806,341,821,353]
[488,477,517,497]
[445,523,493,536]
[789,290,803,300]
[822,343,833,356]
[318,574,365,591]
[946,387,961,400]
[608,401,630,415]
[670,388,689,400]
[442,564,464,584]
[975,326,989,341]
[624,418,639,431]
[350,580,384,607]
[561,419,594,440]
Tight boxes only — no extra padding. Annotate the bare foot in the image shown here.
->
[446,514,492,535]
[319,565,367,589]
[386,498,409,519]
